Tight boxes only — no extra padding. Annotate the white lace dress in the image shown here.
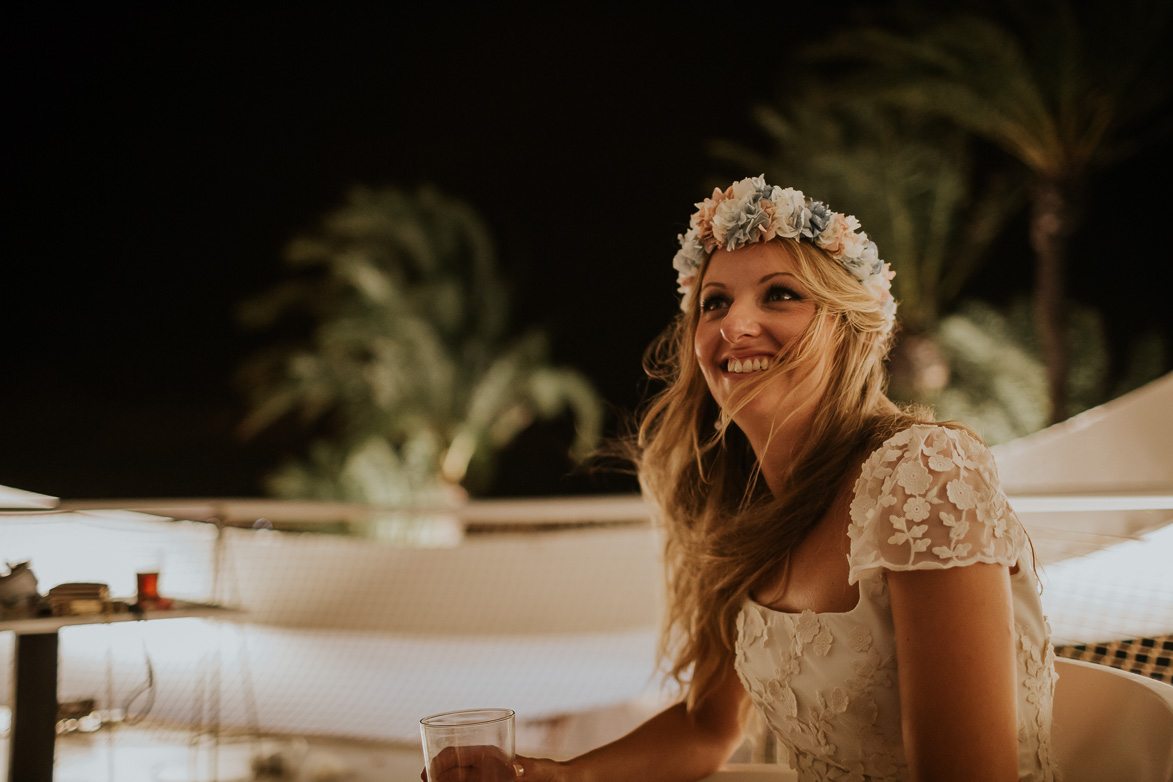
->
[733,425,1059,781]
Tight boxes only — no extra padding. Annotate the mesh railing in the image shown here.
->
[2,493,1170,760]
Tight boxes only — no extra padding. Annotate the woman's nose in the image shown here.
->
[720,301,761,343]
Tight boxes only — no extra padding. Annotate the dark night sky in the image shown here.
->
[3,5,1170,501]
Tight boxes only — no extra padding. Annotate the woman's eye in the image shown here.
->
[700,295,728,312]
[765,285,799,303]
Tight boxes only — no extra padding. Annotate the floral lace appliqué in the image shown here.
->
[1017,620,1059,775]
[794,610,834,657]
[848,425,1024,581]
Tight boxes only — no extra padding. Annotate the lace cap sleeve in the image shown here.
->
[847,425,1025,585]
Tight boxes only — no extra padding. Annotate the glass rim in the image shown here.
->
[420,708,515,728]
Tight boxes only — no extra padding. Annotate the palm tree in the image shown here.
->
[806,0,1172,422]
[237,184,603,508]
[711,100,1024,398]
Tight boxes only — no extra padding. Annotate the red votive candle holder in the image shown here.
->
[136,571,160,602]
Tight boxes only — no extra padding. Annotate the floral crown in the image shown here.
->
[672,175,897,331]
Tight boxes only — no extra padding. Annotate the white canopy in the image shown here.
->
[994,372,1173,548]
[0,484,57,510]
[994,371,1173,497]
[992,372,1173,644]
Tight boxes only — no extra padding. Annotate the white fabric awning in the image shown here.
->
[992,373,1173,643]
[994,372,1173,549]
[0,484,57,510]
[993,371,1173,498]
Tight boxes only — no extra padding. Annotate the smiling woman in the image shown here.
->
[500,176,1058,782]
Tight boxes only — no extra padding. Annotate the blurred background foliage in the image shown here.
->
[799,0,1172,425]
[237,185,603,507]
[930,299,1165,444]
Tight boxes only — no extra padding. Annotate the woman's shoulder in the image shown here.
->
[858,422,991,479]
[875,421,987,450]
[851,422,999,516]
[847,421,1022,582]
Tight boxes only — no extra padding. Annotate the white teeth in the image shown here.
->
[727,358,770,373]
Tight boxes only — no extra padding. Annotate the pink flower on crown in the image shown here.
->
[710,198,737,248]
[815,213,860,256]
[691,188,725,252]
[862,262,895,302]
[839,227,871,267]
[758,198,778,242]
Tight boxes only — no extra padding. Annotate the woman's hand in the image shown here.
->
[420,750,570,782]
[421,745,520,782]
[422,658,746,782]
[512,755,572,781]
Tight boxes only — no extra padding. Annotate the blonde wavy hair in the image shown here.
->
[636,237,930,711]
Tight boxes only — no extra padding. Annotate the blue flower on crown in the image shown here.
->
[802,201,832,240]
[839,240,880,282]
[721,199,772,251]
[673,228,706,276]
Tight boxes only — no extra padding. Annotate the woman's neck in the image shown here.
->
[740,410,815,497]
[731,367,831,495]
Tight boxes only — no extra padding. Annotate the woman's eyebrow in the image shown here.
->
[702,272,800,291]
[760,272,799,284]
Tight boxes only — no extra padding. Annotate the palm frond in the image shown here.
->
[238,184,603,504]
[805,2,1171,176]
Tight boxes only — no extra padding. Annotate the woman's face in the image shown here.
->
[693,242,829,428]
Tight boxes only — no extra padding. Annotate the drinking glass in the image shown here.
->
[420,708,515,782]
